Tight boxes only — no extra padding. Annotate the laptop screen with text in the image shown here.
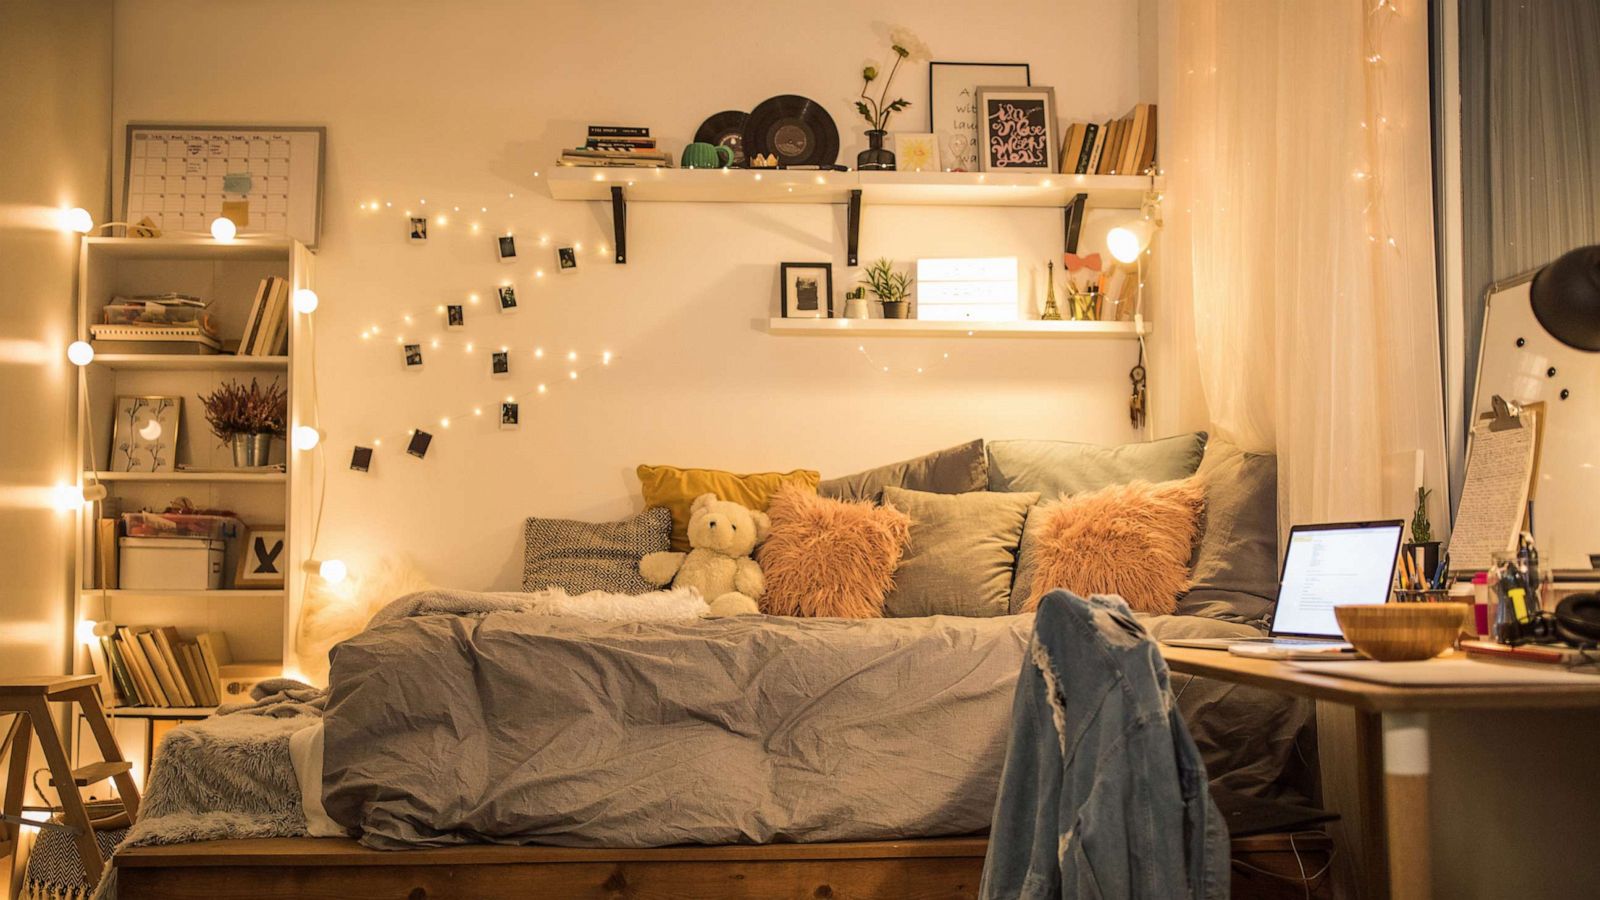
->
[1271,523,1404,638]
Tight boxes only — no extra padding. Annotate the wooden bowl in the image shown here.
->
[1334,603,1468,661]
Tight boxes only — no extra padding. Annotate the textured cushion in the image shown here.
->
[1016,478,1205,615]
[1175,437,1281,624]
[881,486,1037,618]
[987,432,1208,499]
[757,485,911,618]
[818,439,988,502]
[637,464,820,551]
[522,507,672,594]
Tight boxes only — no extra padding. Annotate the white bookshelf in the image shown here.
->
[763,318,1149,339]
[73,236,314,707]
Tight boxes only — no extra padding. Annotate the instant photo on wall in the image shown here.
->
[409,217,428,242]
[498,285,518,313]
[350,446,373,472]
[407,429,433,459]
[446,304,465,329]
[557,247,578,273]
[403,343,424,369]
[500,402,520,430]
[497,234,517,263]
[491,350,510,376]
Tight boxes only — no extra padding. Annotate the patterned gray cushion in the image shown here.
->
[818,439,989,502]
[522,507,672,594]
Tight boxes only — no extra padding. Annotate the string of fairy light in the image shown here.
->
[1356,0,1401,254]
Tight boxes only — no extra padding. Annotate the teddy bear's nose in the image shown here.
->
[708,521,718,528]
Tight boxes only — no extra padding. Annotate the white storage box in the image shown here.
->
[119,537,225,590]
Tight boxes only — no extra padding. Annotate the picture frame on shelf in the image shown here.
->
[928,62,1030,173]
[235,526,287,588]
[894,133,941,173]
[110,396,182,473]
[780,263,834,319]
[976,85,1058,173]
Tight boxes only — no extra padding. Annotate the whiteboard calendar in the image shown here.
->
[123,124,325,247]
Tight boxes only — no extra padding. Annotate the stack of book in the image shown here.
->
[90,293,222,354]
[558,125,672,168]
[238,275,291,356]
[1059,103,1157,177]
[85,625,235,709]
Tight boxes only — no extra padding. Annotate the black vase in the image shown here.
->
[856,129,896,171]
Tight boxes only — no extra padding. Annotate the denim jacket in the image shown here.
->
[980,590,1230,900]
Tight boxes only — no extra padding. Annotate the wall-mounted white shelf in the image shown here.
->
[89,470,286,484]
[92,354,288,371]
[764,318,1149,339]
[82,235,295,261]
[80,589,283,602]
[547,167,1156,210]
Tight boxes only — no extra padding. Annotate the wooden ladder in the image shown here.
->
[2,675,141,888]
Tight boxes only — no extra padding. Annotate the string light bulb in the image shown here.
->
[304,559,348,584]
[67,341,94,367]
[292,425,321,451]
[292,289,319,314]
[62,207,94,234]
[210,216,237,242]
[1108,219,1156,264]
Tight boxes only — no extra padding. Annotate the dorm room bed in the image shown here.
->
[98,594,1311,899]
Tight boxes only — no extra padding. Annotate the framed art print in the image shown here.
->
[928,62,1030,172]
[235,525,287,588]
[780,263,833,318]
[976,86,1058,173]
[894,133,941,173]
[110,395,182,473]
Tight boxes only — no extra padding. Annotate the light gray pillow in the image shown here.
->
[1174,436,1280,625]
[987,432,1208,499]
[522,507,671,594]
[819,439,988,502]
[881,486,1038,618]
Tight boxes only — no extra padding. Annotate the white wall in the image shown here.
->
[113,0,1166,590]
[0,0,114,679]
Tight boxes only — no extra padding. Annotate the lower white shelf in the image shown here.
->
[90,470,286,484]
[80,589,283,602]
[103,706,216,719]
[764,318,1149,339]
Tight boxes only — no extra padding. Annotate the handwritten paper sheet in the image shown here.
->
[1451,411,1539,570]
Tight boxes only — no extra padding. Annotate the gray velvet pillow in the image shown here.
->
[987,432,1208,499]
[818,439,988,502]
[1174,437,1280,625]
[522,507,672,594]
[881,486,1038,618]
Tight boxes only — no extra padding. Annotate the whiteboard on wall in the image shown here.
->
[1471,277,1600,569]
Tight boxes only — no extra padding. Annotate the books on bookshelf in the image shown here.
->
[1060,103,1157,177]
[558,125,673,168]
[86,624,239,709]
[238,275,291,356]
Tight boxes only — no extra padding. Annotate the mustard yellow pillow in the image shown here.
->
[637,464,821,551]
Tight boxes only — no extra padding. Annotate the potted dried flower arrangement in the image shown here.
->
[198,378,287,467]
[861,258,914,319]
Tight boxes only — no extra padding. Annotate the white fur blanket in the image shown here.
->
[368,585,710,627]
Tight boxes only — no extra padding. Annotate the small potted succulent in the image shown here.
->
[860,258,914,319]
[1406,486,1441,581]
[199,377,287,467]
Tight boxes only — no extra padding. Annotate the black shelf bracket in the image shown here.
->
[846,189,862,267]
[1063,192,1088,255]
[610,186,627,264]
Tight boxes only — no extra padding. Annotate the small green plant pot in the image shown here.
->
[881,300,908,319]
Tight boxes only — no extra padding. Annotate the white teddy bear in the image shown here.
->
[639,493,768,617]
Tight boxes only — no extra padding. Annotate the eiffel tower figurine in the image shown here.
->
[1040,260,1063,321]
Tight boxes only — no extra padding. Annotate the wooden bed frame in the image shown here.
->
[114,836,990,899]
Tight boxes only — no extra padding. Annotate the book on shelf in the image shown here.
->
[587,125,650,138]
[90,624,237,709]
[558,146,673,168]
[238,275,291,357]
[88,324,221,354]
[1080,104,1156,177]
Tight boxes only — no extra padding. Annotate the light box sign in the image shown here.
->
[915,257,1019,321]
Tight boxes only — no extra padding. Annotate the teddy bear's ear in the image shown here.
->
[690,492,719,515]
[752,510,772,543]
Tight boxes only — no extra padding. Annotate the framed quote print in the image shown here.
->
[976,86,1058,173]
[928,62,1030,173]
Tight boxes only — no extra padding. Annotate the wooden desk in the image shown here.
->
[1162,646,1600,900]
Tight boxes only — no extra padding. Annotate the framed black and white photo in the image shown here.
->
[407,429,433,459]
[928,62,1030,172]
[491,350,510,376]
[557,247,578,273]
[500,402,520,430]
[445,304,465,329]
[497,285,518,313]
[497,234,517,263]
[110,395,182,473]
[350,446,373,472]
[780,262,833,319]
[977,86,1058,173]
[235,526,286,588]
[409,216,428,242]
[403,343,424,369]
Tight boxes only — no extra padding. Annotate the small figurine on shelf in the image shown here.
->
[1040,261,1062,321]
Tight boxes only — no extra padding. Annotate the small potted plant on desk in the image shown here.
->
[861,258,914,319]
[199,378,287,467]
[1406,486,1442,583]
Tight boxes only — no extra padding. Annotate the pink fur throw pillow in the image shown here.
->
[757,485,912,618]
[1021,478,1206,616]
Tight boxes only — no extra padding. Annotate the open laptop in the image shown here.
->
[1164,520,1405,659]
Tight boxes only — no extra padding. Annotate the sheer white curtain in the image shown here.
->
[1165,0,1447,536]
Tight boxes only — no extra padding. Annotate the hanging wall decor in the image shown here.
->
[497,285,518,313]
[500,402,520,430]
[409,217,429,242]
[445,304,465,329]
[497,234,517,262]
[407,430,433,459]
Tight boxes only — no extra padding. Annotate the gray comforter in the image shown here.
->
[321,603,1310,850]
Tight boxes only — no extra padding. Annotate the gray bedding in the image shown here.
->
[321,602,1311,850]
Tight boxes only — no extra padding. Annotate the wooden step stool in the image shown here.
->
[2,675,141,887]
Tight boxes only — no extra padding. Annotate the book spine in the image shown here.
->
[101,636,138,706]
[1075,123,1099,175]
[139,632,181,706]
[587,126,650,137]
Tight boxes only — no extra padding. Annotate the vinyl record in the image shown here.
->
[694,110,750,167]
[743,95,839,168]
